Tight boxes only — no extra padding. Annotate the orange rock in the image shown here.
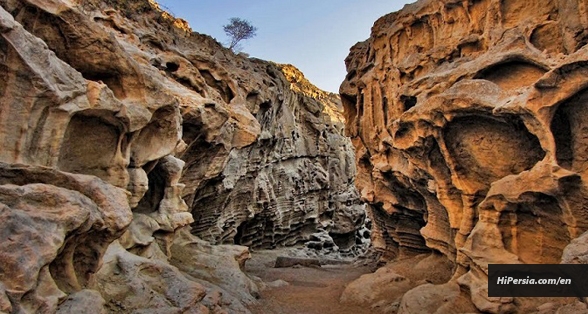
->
[341,0,588,312]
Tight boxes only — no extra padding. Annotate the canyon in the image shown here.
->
[0,0,363,313]
[2,0,588,313]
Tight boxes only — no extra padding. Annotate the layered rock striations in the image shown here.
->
[183,62,364,251]
[341,0,588,312]
[0,0,363,312]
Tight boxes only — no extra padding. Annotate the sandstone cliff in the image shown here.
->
[181,60,364,252]
[341,0,588,312]
[0,0,362,312]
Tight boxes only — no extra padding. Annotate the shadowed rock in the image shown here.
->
[274,257,322,268]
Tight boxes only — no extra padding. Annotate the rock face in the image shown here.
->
[0,163,132,314]
[0,0,245,311]
[0,0,363,313]
[341,0,588,312]
[182,62,364,251]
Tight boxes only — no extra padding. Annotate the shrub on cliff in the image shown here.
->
[223,17,257,52]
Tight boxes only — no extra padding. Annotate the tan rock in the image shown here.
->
[127,167,149,208]
[341,253,455,312]
[341,0,588,312]
[0,163,131,313]
[0,0,365,312]
[170,228,260,306]
[95,241,209,313]
[0,1,246,311]
[57,0,366,252]
[398,282,477,314]
[341,266,412,306]
[562,230,588,264]
[55,290,106,314]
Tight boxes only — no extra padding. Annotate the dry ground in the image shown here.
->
[245,249,374,314]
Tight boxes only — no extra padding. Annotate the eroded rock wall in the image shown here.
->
[73,0,364,251]
[341,0,588,312]
[0,0,257,311]
[0,0,363,312]
[182,62,364,251]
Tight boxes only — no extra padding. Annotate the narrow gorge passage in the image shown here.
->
[4,0,588,313]
[0,1,370,312]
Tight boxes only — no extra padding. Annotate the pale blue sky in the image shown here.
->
[156,1,413,92]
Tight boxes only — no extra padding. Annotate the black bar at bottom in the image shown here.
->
[488,264,588,297]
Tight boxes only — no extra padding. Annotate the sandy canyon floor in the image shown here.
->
[245,249,374,314]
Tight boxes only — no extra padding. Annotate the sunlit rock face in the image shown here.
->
[0,0,364,312]
[341,0,588,312]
